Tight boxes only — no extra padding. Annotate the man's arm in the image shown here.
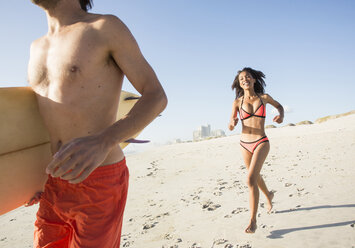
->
[100,15,167,148]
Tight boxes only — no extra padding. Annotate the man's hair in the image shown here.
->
[231,67,266,99]
[79,0,93,11]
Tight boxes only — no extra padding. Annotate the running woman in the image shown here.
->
[229,67,284,233]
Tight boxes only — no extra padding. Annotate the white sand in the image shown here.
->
[1,114,355,248]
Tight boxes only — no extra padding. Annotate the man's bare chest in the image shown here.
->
[28,29,106,90]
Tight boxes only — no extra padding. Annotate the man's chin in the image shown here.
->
[31,0,60,9]
[31,0,44,5]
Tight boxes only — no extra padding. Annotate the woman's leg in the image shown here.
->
[245,142,270,233]
[257,175,274,213]
[240,146,273,213]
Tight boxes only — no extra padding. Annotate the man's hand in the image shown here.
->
[46,135,110,184]
[273,115,284,124]
[25,192,43,207]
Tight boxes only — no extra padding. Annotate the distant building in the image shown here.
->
[193,124,210,141]
[211,129,226,138]
[193,130,200,141]
[193,124,225,141]
[200,124,211,138]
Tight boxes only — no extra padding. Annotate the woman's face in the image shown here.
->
[239,71,255,90]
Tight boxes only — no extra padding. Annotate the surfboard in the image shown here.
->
[0,87,141,215]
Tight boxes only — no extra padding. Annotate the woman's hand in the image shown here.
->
[273,115,283,124]
[229,118,239,131]
[264,94,284,124]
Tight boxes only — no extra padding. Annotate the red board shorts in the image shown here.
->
[34,158,129,248]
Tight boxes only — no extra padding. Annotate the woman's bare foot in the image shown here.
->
[267,191,274,213]
[245,219,257,233]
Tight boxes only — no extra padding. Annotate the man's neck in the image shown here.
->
[44,0,86,34]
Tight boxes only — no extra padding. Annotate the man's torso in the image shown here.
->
[28,14,125,165]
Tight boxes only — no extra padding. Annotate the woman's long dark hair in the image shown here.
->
[231,67,266,99]
[79,0,93,11]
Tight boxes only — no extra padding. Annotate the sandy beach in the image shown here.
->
[1,113,355,248]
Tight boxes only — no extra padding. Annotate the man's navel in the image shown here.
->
[70,65,79,73]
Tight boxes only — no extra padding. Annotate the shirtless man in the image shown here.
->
[28,0,167,247]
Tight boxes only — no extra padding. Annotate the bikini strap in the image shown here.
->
[256,94,265,116]
[241,95,245,109]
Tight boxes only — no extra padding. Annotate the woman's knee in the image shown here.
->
[247,174,258,187]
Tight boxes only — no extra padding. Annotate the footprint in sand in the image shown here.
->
[146,161,160,177]
[239,244,252,248]
[277,177,285,182]
[142,221,158,230]
[300,191,309,196]
[231,207,248,214]
[122,241,131,247]
[164,233,173,240]
[156,212,170,218]
[192,195,200,200]
[214,191,223,196]
[181,198,190,204]
[208,204,221,211]
[150,160,159,165]
[146,212,170,223]
[284,183,292,187]
[217,180,228,186]
[202,200,221,211]
[213,239,228,245]
[121,234,132,247]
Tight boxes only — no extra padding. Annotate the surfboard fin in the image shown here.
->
[124,138,150,144]
[124,96,141,101]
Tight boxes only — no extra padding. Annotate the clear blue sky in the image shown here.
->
[1,1,354,145]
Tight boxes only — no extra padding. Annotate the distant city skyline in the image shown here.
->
[193,124,226,142]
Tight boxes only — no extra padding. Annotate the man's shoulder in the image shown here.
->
[30,36,48,51]
[88,14,133,44]
[87,14,127,31]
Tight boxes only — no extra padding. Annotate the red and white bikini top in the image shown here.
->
[239,94,266,121]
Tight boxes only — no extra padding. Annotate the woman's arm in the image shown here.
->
[229,99,239,130]
[264,94,284,124]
